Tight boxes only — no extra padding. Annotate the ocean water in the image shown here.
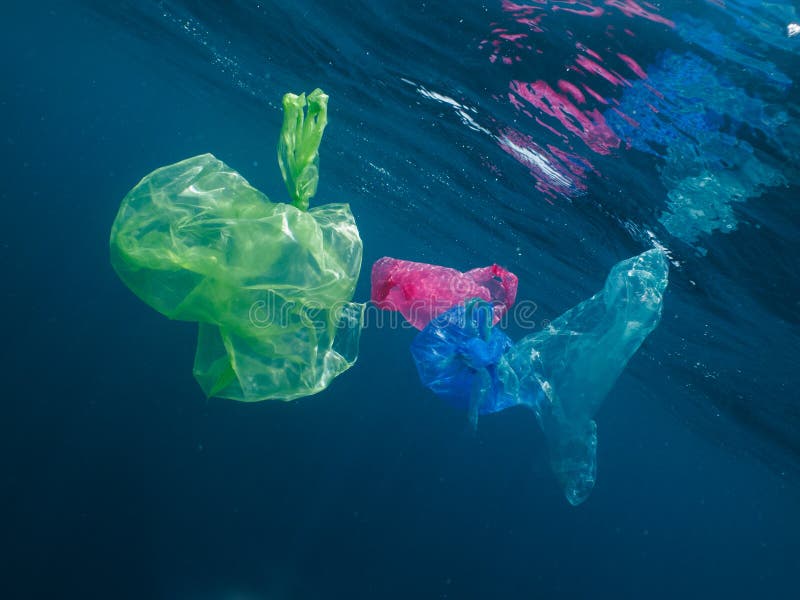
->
[2,1,799,598]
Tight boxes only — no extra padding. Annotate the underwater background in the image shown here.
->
[2,1,799,598]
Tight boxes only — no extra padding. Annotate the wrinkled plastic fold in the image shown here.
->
[278,89,328,211]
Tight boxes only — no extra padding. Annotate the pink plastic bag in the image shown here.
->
[370,257,518,330]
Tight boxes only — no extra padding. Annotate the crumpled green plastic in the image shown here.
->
[110,89,364,401]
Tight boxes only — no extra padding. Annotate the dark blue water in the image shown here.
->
[2,1,799,598]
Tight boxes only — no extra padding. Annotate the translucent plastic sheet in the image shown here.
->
[501,249,669,505]
[110,89,364,401]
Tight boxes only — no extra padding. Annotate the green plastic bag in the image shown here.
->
[110,89,364,401]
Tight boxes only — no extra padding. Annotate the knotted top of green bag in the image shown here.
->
[110,89,364,402]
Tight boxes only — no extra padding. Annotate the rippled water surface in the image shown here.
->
[2,1,799,598]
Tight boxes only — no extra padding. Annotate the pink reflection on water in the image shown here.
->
[497,127,591,199]
[500,0,675,27]
[617,52,647,78]
[482,0,673,198]
[510,80,620,154]
[558,80,586,104]
[605,0,674,27]
[575,54,630,86]
[577,42,603,61]
[581,84,609,104]
[554,3,605,17]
